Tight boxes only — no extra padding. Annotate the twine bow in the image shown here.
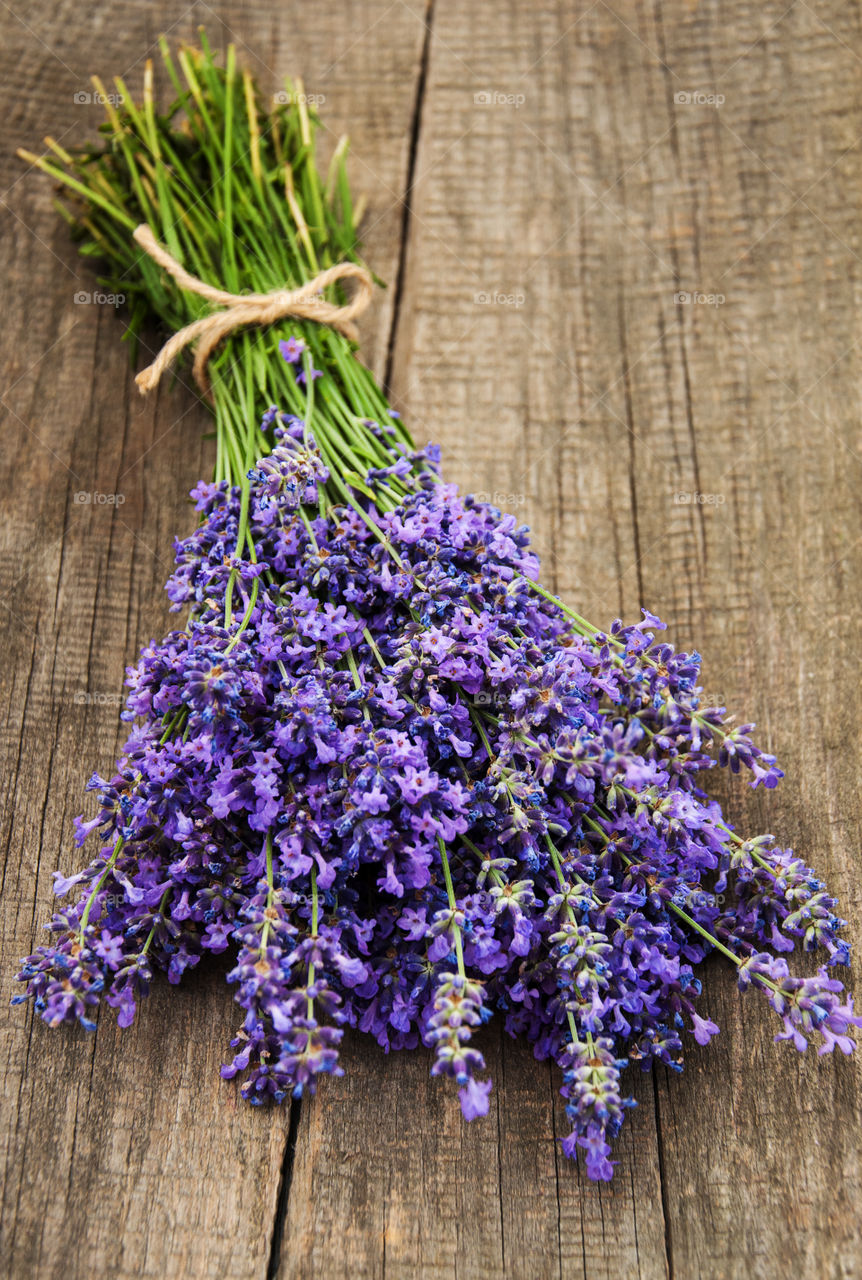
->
[132,224,373,397]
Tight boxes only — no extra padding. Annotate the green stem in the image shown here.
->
[260,832,275,951]
[78,836,124,937]
[545,835,595,1050]
[141,886,172,955]
[307,866,319,1018]
[438,837,465,977]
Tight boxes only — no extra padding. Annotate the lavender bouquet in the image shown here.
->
[14,38,858,1182]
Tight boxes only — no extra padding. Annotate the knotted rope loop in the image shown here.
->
[132,224,373,396]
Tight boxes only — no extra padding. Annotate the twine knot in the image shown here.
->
[132,224,373,397]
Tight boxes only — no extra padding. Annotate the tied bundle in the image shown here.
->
[14,36,858,1183]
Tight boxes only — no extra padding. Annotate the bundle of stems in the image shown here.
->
[21,32,410,508]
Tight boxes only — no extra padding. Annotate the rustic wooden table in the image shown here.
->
[2,2,861,1277]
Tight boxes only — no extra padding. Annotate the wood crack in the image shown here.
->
[383,0,435,397]
[266,1100,302,1280]
[651,1071,674,1280]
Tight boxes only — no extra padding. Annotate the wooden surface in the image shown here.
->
[1,2,861,1276]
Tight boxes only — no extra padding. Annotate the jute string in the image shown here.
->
[132,224,373,397]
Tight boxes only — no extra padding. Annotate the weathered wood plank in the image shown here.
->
[626,4,862,1277]
[0,4,426,1277]
[283,0,862,1277]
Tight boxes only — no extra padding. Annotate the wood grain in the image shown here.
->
[2,1,862,1277]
